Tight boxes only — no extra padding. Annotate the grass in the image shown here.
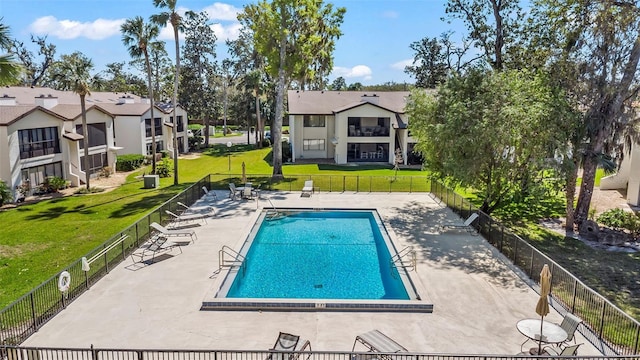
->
[0,143,427,308]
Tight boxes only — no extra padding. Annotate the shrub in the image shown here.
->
[116,154,145,171]
[44,176,67,192]
[597,208,640,234]
[156,158,172,178]
[0,179,12,206]
[189,135,203,149]
[100,167,112,178]
[74,187,105,195]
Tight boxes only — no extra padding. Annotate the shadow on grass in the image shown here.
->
[24,204,96,220]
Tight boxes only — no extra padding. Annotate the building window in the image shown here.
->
[303,139,325,151]
[146,140,164,155]
[76,123,107,149]
[80,153,108,175]
[303,115,325,127]
[145,118,163,137]
[171,115,185,132]
[21,162,64,195]
[18,127,61,159]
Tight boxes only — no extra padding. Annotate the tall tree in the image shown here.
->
[121,16,161,175]
[444,0,524,70]
[11,35,56,86]
[51,52,94,189]
[238,0,345,178]
[407,69,577,213]
[405,37,448,88]
[0,19,22,85]
[531,0,640,228]
[179,10,218,148]
[151,0,182,185]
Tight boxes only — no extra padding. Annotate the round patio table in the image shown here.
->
[517,318,568,354]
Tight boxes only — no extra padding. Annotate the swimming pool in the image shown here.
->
[203,209,432,312]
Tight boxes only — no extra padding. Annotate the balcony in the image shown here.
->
[348,125,390,137]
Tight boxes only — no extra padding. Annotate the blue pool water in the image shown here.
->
[226,210,410,300]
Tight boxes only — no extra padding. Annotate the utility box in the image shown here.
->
[143,175,159,189]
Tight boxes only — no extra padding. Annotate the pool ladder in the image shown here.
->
[265,198,285,220]
[390,246,416,279]
[211,245,246,278]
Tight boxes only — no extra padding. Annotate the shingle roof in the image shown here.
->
[0,86,142,105]
[287,90,411,115]
[0,105,67,125]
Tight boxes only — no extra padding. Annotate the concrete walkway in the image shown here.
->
[22,192,602,356]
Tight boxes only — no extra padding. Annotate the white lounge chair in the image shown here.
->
[438,212,479,235]
[150,222,197,243]
[177,201,217,216]
[352,330,407,357]
[165,210,209,225]
[202,186,218,200]
[130,235,182,264]
[301,180,314,197]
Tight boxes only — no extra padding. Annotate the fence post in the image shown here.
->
[514,236,518,264]
[30,292,37,331]
[571,279,578,313]
[91,344,97,360]
[633,324,639,355]
[599,301,606,340]
[356,176,359,193]
[329,176,332,192]
[410,176,413,193]
[529,248,535,277]
[342,176,346,192]
[369,176,372,193]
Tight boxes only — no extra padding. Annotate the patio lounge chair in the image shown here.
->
[150,222,197,243]
[202,186,218,200]
[267,332,312,360]
[352,330,407,356]
[438,212,479,235]
[178,201,217,216]
[165,210,209,225]
[301,180,314,197]
[130,235,182,264]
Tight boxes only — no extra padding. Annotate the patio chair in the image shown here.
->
[229,183,240,200]
[150,222,197,243]
[242,183,254,200]
[557,313,583,346]
[301,180,314,197]
[130,235,182,264]
[544,343,582,356]
[165,210,209,226]
[267,332,312,360]
[202,186,218,201]
[352,329,407,355]
[438,212,479,235]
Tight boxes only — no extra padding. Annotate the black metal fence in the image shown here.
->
[430,181,640,356]
[208,174,431,194]
[1,345,639,360]
[0,176,210,346]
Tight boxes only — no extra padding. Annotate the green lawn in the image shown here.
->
[0,143,427,307]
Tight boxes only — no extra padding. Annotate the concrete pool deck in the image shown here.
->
[22,192,603,355]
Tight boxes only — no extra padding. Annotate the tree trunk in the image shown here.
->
[255,87,261,149]
[145,52,157,175]
[204,113,210,148]
[271,9,286,179]
[564,162,578,232]
[80,95,90,190]
[574,146,600,226]
[172,24,180,185]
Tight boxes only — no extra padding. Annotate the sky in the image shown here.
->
[0,0,463,86]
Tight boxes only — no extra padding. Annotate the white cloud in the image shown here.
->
[212,22,242,42]
[202,2,242,21]
[29,16,124,40]
[391,58,414,70]
[332,65,373,80]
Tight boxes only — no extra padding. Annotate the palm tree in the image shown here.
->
[151,0,181,185]
[52,52,94,189]
[121,16,160,175]
[0,18,23,85]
